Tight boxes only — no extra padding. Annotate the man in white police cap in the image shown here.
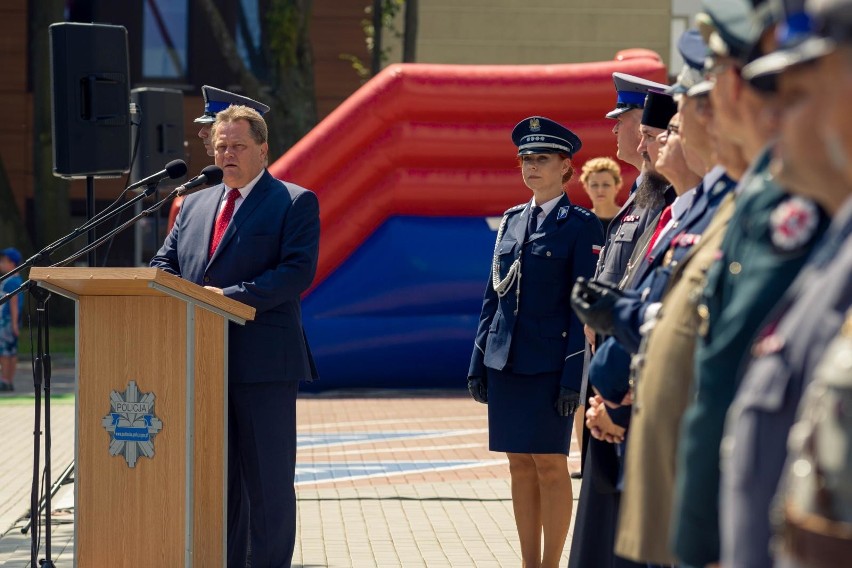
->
[168,86,271,231]
[568,71,668,568]
[195,85,271,157]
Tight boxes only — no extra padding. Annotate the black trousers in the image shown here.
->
[227,381,299,568]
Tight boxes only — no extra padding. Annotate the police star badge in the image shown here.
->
[101,381,163,468]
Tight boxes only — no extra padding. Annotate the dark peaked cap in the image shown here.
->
[511,116,582,157]
[668,29,710,94]
[194,85,271,124]
[606,72,670,119]
[679,28,710,69]
[641,90,678,129]
[698,0,762,62]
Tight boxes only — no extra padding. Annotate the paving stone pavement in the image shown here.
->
[0,357,582,567]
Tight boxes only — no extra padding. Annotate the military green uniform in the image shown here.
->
[671,147,829,567]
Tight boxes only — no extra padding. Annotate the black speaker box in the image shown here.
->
[49,22,131,178]
[130,88,185,186]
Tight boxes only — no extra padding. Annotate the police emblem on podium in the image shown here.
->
[101,380,163,468]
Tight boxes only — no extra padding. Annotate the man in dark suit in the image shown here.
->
[151,104,320,567]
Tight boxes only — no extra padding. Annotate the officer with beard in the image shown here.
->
[568,89,677,568]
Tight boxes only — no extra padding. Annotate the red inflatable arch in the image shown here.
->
[269,49,667,290]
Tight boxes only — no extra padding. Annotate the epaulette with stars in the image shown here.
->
[570,205,596,221]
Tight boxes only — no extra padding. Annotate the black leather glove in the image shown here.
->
[570,277,623,336]
[468,376,488,404]
[555,386,581,417]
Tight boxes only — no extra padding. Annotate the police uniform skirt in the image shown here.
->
[486,368,572,455]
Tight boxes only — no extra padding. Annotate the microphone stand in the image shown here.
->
[0,180,167,292]
[30,284,54,568]
[0,179,169,568]
[58,186,182,268]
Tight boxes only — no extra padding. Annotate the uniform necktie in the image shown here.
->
[209,188,240,258]
[645,205,673,260]
[527,205,543,240]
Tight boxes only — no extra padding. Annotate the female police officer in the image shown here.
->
[468,116,604,567]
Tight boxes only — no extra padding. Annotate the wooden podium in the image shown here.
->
[29,267,255,567]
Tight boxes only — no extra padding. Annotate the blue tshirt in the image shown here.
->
[1,275,24,323]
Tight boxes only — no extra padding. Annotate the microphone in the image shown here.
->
[126,159,188,191]
[174,165,224,196]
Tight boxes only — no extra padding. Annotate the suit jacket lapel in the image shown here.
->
[671,193,736,281]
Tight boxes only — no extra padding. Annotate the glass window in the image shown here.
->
[237,0,265,79]
[142,0,188,79]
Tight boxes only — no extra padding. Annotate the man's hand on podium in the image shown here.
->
[204,286,224,295]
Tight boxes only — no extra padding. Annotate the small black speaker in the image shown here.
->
[49,22,131,178]
[130,88,185,186]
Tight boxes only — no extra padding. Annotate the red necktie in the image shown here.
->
[209,188,240,258]
[645,205,673,260]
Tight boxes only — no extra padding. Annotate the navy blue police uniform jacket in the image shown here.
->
[469,193,604,392]
[150,169,320,384]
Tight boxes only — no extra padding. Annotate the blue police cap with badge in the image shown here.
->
[512,116,582,157]
[193,85,271,124]
[743,1,838,83]
[606,72,670,119]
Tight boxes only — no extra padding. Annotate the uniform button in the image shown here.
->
[204,276,211,283]
[546,251,552,257]
[561,332,567,337]
[729,261,742,275]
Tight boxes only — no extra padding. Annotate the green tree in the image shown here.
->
[196,0,318,156]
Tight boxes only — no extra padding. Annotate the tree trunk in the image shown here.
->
[30,0,71,251]
[266,0,317,152]
[0,156,33,254]
[403,0,417,63]
[195,0,318,157]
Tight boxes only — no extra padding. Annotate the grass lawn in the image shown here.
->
[17,325,75,358]
[0,393,75,405]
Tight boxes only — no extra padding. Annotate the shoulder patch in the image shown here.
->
[504,203,526,216]
[570,205,595,221]
[770,196,820,253]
